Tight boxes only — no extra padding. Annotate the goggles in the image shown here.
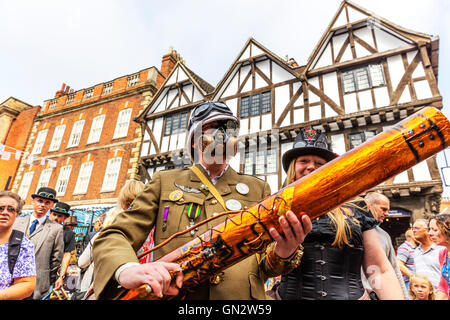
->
[293,139,328,150]
[188,101,234,131]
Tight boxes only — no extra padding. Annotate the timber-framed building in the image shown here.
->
[135,1,442,245]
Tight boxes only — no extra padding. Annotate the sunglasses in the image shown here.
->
[0,206,17,214]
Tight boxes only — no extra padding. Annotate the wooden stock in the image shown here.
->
[120,106,450,300]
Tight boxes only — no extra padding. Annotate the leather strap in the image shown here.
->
[190,165,227,211]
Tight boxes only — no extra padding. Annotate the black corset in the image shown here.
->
[278,242,365,300]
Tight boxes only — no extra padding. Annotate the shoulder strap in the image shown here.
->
[190,165,227,211]
[8,229,24,275]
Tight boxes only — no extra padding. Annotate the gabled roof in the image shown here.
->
[136,61,214,122]
[212,37,301,99]
[304,0,437,73]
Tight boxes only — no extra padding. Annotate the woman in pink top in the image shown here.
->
[429,213,450,300]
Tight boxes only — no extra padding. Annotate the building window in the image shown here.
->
[127,74,139,87]
[349,130,377,149]
[18,171,34,200]
[67,93,75,104]
[164,112,188,136]
[342,64,385,94]
[32,129,48,155]
[240,91,271,118]
[49,99,57,110]
[83,88,94,100]
[243,148,277,175]
[87,115,105,144]
[101,157,122,192]
[113,109,132,139]
[55,165,72,196]
[48,124,66,152]
[36,168,53,190]
[103,82,113,95]
[67,120,85,148]
[73,161,93,194]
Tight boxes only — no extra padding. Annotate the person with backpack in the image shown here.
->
[0,191,36,300]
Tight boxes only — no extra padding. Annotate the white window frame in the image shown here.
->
[18,171,34,200]
[67,120,85,148]
[103,82,113,95]
[73,161,94,195]
[36,168,53,190]
[113,109,132,139]
[84,88,94,100]
[55,165,72,196]
[101,157,122,192]
[243,148,278,175]
[32,129,48,155]
[87,115,105,144]
[127,74,139,87]
[67,93,75,104]
[48,124,66,152]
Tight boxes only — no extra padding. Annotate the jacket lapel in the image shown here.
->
[30,217,49,253]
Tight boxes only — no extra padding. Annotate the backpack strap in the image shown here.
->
[8,229,24,275]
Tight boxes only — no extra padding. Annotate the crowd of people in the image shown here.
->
[0,101,449,301]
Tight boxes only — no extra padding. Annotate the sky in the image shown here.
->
[1,0,449,194]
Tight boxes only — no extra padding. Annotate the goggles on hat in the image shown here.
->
[293,139,328,150]
[188,101,233,131]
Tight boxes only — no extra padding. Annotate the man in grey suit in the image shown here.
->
[14,187,64,299]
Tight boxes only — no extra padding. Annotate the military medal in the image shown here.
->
[169,190,183,201]
[236,183,249,195]
[186,203,201,236]
[225,199,242,211]
[174,182,201,194]
[162,206,169,232]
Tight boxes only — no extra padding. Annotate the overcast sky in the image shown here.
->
[1,0,450,195]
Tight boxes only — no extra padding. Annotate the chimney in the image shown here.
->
[157,47,183,88]
[55,83,66,98]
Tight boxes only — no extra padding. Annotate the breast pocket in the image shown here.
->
[158,191,205,239]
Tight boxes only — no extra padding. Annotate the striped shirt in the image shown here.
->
[396,241,416,282]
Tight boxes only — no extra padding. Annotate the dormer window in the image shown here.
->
[127,74,139,87]
[84,88,94,100]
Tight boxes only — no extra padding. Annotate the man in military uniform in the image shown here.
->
[93,101,312,299]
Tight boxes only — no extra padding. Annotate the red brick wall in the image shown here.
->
[0,106,40,190]
[16,94,145,205]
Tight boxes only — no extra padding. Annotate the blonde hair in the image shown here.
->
[409,274,435,300]
[117,179,145,210]
[103,179,145,228]
[283,160,353,248]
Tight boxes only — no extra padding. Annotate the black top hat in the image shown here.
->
[50,202,71,216]
[282,128,338,172]
[31,187,58,203]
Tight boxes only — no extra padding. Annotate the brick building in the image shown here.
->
[12,50,181,222]
[0,97,41,190]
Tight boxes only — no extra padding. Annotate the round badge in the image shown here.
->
[169,190,183,201]
[226,199,242,211]
[236,183,249,195]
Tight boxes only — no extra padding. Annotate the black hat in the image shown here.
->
[50,202,71,216]
[31,187,58,203]
[282,128,338,172]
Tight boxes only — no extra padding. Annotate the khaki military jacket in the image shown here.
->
[93,164,274,300]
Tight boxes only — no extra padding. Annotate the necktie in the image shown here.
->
[29,219,39,235]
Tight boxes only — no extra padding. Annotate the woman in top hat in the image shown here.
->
[49,202,76,290]
[272,128,404,300]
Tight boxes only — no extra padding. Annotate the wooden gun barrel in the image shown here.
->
[120,106,450,300]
